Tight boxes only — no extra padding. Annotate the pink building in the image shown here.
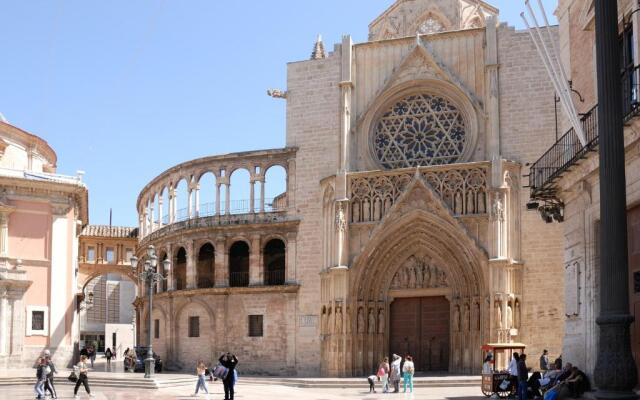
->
[0,118,88,368]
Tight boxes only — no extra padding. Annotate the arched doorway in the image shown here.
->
[340,178,489,377]
[197,243,215,288]
[229,241,249,287]
[263,239,285,285]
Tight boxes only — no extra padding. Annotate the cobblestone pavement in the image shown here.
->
[0,383,486,400]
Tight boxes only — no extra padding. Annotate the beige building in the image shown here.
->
[528,0,640,381]
[77,225,138,355]
[135,0,566,376]
[0,118,88,368]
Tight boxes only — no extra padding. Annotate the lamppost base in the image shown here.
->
[144,358,155,379]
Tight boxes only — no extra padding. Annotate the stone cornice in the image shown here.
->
[0,121,57,167]
[151,284,300,298]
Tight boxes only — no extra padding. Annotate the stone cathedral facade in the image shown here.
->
[135,0,565,376]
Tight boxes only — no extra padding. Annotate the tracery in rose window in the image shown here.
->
[417,17,445,34]
[373,94,467,169]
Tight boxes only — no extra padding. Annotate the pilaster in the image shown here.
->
[186,241,196,289]
[214,238,227,287]
[249,234,262,286]
[285,232,297,284]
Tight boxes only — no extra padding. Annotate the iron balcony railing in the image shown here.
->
[529,64,640,199]
[264,269,285,286]
[229,271,249,287]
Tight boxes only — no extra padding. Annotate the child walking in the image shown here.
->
[367,373,379,393]
[192,360,209,396]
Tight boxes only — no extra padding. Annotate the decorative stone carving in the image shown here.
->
[390,256,448,290]
[349,165,488,222]
[367,308,376,334]
[453,305,460,331]
[335,305,343,334]
[514,300,521,328]
[507,304,513,329]
[495,300,502,329]
[565,261,580,317]
[335,202,347,233]
[357,307,365,334]
[372,94,467,169]
[345,306,351,334]
[463,303,471,331]
[377,308,385,334]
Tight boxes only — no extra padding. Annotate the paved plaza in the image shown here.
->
[0,383,484,400]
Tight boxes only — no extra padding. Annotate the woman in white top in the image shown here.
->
[402,355,415,393]
[74,355,94,399]
[508,352,520,390]
[483,354,494,374]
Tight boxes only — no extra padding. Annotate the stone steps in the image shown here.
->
[0,375,480,390]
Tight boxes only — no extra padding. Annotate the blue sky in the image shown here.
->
[0,0,557,226]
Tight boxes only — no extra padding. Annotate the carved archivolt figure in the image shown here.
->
[328,306,334,334]
[367,308,376,334]
[453,305,461,332]
[377,308,385,334]
[390,256,449,290]
[463,303,471,331]
[514,300,521,329]
[357,307,365,334]
[321,306,328,334]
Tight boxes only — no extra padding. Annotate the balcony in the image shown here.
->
[528,65,640,203]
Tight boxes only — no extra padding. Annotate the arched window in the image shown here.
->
[264,239,285,285]
[372,94,467,169]
[229,241,249,287]
[174,247,187,290]
[197,243,215,288]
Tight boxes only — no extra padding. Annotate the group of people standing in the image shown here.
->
[192,352,239,400]
[34,350,57,399]
[368,354,415,393]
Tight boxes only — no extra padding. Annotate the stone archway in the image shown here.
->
[344,175,489,376]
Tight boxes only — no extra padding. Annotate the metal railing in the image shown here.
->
[264,269,285,286]
[529,65,640,199]
[229,271,249,287]
[155,197,285,225]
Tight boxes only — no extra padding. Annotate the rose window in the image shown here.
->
[373,94,467,169]
[417,17,444,34]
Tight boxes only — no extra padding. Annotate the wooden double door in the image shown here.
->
[389,296,450,372]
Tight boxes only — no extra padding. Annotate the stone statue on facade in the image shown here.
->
[357,307,365,334]
[352,202,360,223]
[362,199,370,222]
[377,308,385,334]
[507,304,513,329]
[367,308,376,334]
[335,305,343,334]
[453,305,460,331]
[495,301,502,329]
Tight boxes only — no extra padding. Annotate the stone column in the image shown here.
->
[149,203,155,232]
[186,241,196,289]
[214,238,227,287]
[194,184,200,218]
[187,187,194,219]
[285,232,297,284]
[158,198,164,228]
[593,1,638,395]
[484,15,501,162]
[166,245,175,291]
[169,187,176,223]
[225,183,231,215]
[249,234,262,286]
[249,177,255,213]
[259,178,265,212]
[215,183,221,215]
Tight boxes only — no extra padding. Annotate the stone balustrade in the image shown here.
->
[136,148,297,239]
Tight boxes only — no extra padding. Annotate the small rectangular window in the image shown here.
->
[105,247,115,263]
[87,246,96,262]
[154,319,160,339]
[248,315,263,337]
[32,311,45,331]
[188,316,200,338]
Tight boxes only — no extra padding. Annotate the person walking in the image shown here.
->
[88,346,96,368]
[43,350,58,399]
[517,354,528,400]
[192,360,209,397]
[34,357,47,400]
[105,348,113,369]
[74,355,94,399]
[390,354,402,393]
[378,357,390,393]
[219,352,238,400]
[508,352,520,393]
[539,350,550,373]
[402,355,415,393]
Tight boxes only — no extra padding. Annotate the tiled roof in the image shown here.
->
[81,225,138,238]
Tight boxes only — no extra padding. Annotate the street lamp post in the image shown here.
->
[593,1,638,398]
[130,245,169,379]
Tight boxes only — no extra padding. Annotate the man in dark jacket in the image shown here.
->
[539,350,550,372]
[219,352,238,400]
[517,354,528,400]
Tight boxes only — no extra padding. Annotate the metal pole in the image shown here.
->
[145,273,154,379]
[593,0,638,398]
